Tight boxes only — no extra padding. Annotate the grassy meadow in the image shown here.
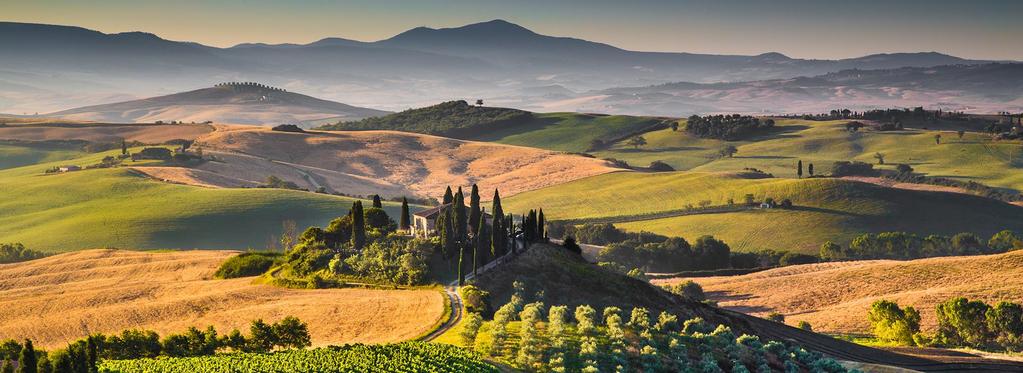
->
[474,112,664,153]
[0,147,401,252]
[504,171,1023,253]
[0,142,85,169]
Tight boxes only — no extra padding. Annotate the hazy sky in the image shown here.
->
[3,0,1022,60]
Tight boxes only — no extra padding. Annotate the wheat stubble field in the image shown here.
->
[0,249,445,349]
[654,250,1023,335]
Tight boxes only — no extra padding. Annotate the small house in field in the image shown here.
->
[412,203,493,238]
[58,165,81,172]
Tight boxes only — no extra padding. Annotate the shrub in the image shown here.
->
[797,321,813,331]
[766,313,785,323]
[830,161,875,177]
[460,285,491,314]
[214,252,282,279]
[648,160,675,172]
[868,300,920,345]
[664,280,706,302]
[935,297,991,347]
[271,124,305,133]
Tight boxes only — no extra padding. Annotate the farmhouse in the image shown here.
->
[412,203,493,238]
[58,165,81,172]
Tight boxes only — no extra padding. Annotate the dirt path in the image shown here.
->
[420,287,462,342]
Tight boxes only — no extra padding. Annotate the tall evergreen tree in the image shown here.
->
[475,208,491,272]
[120,140,127,155]
[438,207,455,258]
[538,209,546,242]
[808,163,815,177]
[453,189,468,243]
[18,339,37,373]
[506,214,517,254]
[443,186,454,205]
[399,197,411,232]
[491,189,505,258]
[351,201,366,250]
[468,184,481,236]
[372,195,383,208]
[797,160,803,179]
[457,246,465,286]
[524,210,537,242]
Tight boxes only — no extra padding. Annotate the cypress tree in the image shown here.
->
[797,160,803,179]
[18,339,37,373]
[453,189,468,243]
[468,184,481,236]
[475,208,490,270]
[2,361,12,373]
[351,201,366,250]
[438,207,455,258]
[808,163,814,177]
[457,246,465,286]
[442,186,454,205]
[399,197,411,232]
[538,209,546,242]
[491,189,505,258]
[372,195,383,208]
[86,338,97,373]
[506,214,516,254]
[120,140,127,155]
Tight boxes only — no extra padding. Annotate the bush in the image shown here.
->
[647,160,675,172]
[561,236,582,255]
[868,300,920,346]
[460,285,491,315]
[271,124,305,133]
[766,313,785,323]
[778,252,817,266]
[830,161,876,177]
[664,280,706,302]
[798,321,813,331]
[214,252,282,279]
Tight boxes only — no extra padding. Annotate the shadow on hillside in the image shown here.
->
[788,206,864,218]
[612,146,705,153]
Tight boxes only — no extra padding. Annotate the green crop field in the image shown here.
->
[0,149,401,252]
[473,112,665,153]
[504,171,1023,254]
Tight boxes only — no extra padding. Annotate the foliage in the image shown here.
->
[320,100,533,137]
[214,252,282,279]
[868,300,920,346]
[270,124,305,133]
[0,243,46,264]
[460,285,491,315]
[935,297,991,347]
[685,114,775,140]
[261,175,300,190]
[99,342,498,373]
[829,161,876,177]
[663,280,706,302]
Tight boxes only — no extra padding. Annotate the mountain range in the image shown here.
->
[0,19,1016,116]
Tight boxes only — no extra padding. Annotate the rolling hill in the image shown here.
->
[319,100,668,153]
[654,250,1023,336]
[48,83,389,126]
[0,249,445,349]
[0,20,1004,116]
[503,171,1023,253]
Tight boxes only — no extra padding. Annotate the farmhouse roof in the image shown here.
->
[413,203,450,218]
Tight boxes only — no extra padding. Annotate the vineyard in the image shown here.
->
[99,342,498,373]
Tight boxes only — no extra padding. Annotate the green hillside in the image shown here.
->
[317,101,666,153]
[595,118,1023,190]
[0,149,400,252]
[503,171,1023,253]
[0,141,86,170]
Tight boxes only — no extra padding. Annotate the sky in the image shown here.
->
[3,0,1022,60]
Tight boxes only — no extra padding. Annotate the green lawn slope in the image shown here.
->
[0,141,85,170]
[503,171,1023,254]
[0,149,400,252]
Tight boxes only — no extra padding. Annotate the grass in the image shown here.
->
[472,112,665,153]
[0,148,402,252]
[504,171,1023,253]
[653,250,1023,337]
[0,249,446,349]
[595,118,1023,191]
[0,142,85,169]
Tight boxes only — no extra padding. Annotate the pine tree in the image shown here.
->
[18,339,37,373]
[399,197,411,232]
[797,160,803,179]
[468,184,481,236]
[372,195,383,208]
[351,201,366,250]
[537,209,546,242]
[443,186,454,205]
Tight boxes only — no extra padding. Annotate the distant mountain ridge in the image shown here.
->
[49,83,389,126]
[0,20,1010,115]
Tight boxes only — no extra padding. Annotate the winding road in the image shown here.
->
[420,286,462,342]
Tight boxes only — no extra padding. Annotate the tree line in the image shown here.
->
[870,297,1023,352]
[0,317,310,373]
[0,243,45,264]
[683,114,775,140]
[820,230,1022,261]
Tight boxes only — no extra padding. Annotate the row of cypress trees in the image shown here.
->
[435,185,551,286]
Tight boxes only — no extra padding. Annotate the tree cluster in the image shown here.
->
[871,297,1023,352]
[821,230,1021,261]
[320,100,533,137]
[684,114,775,140]
[0,243,46,264]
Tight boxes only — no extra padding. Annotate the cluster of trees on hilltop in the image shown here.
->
[317,100,533,137]
[0,317,310,373]
[0,243,46,264]
[820,230,1022,261]
[684,114,775,140]
[870,297,1023,352]
[456,281,851,372]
